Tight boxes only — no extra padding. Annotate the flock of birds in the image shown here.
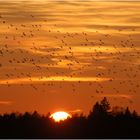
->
[0,2,140,105]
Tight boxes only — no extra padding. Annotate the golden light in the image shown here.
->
[50,111,71,122]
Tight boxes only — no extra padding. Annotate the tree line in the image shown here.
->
[0,97,140,138]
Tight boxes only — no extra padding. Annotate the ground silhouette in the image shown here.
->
[0,97,140,138]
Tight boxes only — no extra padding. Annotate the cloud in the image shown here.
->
[0,101,12,105]
[68,109,82,113]
[98,94,133,99]
[0,76,110,84]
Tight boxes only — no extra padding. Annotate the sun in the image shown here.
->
[50,111,71,122]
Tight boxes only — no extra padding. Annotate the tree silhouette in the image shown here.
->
[132,110,138,118]
[100,97,110,112]
[124,107,131,117]
[0,97,140,138]
[88,97,110,120]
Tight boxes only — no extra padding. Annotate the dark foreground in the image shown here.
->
[0,97,140,138]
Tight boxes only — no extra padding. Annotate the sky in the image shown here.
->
[0,0,140,115]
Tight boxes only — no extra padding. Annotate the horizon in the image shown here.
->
[0,0,139,115]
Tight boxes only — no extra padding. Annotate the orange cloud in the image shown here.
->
[0,101,12,105]
[0,76,110,84]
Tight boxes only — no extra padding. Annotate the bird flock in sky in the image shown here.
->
[0,1,140,106]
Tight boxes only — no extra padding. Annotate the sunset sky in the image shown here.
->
[0,0,139,115]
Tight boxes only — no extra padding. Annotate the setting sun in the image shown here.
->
[50,111,71,122]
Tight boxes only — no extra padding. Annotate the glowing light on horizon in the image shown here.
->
[50,111,71,122]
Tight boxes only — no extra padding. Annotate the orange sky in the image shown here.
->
[0,0,140,115]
